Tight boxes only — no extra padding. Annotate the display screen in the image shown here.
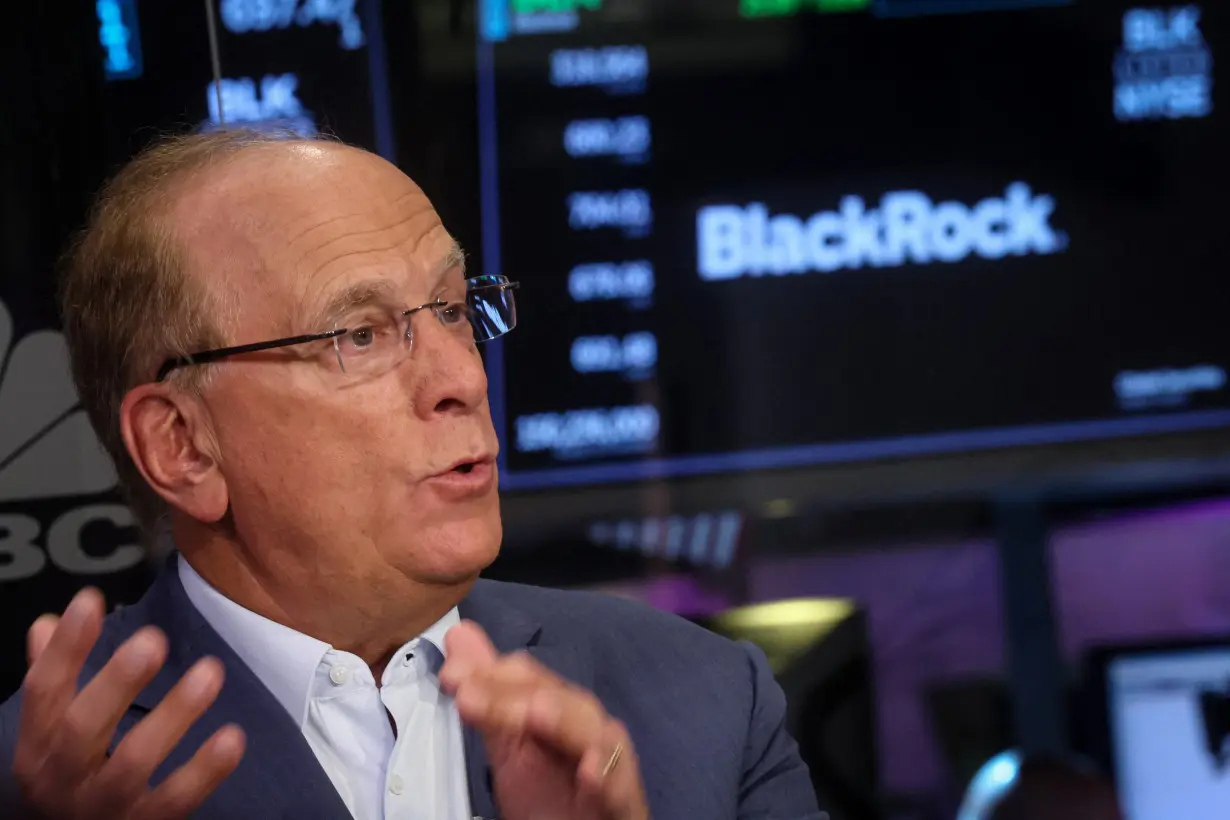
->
[1107,646,1230,820]
[474,0,1230,491]
[99,0,382,157]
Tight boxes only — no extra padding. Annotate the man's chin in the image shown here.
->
[401,519,502,586]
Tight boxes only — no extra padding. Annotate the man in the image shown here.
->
[0,130,823,819]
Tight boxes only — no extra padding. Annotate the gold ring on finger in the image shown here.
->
[602,742,624,779]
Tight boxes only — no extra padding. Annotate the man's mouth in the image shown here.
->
[443,455,492,475]
[427,456,497,497]
[432,455,496,479]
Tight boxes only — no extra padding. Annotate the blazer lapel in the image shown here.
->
[108,558,351,819]
[457,580,594,820]
[107,568,595,819]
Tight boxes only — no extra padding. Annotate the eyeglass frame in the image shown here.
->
[155,276,519,383]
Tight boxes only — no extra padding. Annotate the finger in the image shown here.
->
[524,684,610,760]
[574,721,647,820]
[576,721,637,795]
[577,749,647,820]
[439,620,500,691]
[133,724,246,820]
[40,627,168,783]
[26,615,60,667]
[14,589,105,775]
[90,658,226,812]
[452,652,546,730]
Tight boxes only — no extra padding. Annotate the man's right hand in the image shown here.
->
[10,588,246,820]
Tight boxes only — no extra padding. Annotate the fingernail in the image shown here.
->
[185,660,221,698]
[214,725,246,758]
[33,613,59,629]
[65,588,98,624]
[123,633,159,674]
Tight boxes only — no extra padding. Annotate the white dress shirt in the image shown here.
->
[178,559,472,820]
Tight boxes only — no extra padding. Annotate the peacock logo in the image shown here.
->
[0,300,141,582]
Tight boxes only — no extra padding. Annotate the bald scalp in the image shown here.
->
[168,141,426,260]
[57,130,384,538]
[164,141,442,342]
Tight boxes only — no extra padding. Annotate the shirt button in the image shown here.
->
[329,665,349,686]
[388,774,405,795]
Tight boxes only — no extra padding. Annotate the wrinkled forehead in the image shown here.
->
[172,143,462,335]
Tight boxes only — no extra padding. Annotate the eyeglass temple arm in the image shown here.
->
[156,330,347,381]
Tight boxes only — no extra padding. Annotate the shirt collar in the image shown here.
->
[178,557,458,727]
[413,607,458,676]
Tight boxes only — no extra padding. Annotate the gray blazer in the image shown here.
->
[1,555,824,819]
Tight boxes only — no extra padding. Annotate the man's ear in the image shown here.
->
[120,383,229,523]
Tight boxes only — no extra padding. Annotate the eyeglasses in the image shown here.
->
[156,275,519,382]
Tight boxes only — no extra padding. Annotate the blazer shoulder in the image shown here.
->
[0,684,20,809]
[84,597,166,671]
[472,579,745,662]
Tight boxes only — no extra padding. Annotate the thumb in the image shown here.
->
[440,620,499,688]
[26,614,60,667]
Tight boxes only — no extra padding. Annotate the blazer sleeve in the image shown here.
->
[737,640,829,820]
[0,689,25,810]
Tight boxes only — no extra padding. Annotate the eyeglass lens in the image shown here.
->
[330,277,516,375]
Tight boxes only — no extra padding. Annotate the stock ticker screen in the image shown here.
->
[98,0,380,157]
[475,0,1230,492]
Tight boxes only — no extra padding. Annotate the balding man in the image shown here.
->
[0,131,823,820]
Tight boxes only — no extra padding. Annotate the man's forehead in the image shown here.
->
[303,240,467,329]
[169,142,453,331]
[176,143,427,231]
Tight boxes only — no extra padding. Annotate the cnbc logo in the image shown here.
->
[0,299,142,582]
[697,183,1067,280]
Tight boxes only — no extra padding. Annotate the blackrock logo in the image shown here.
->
[696,183,1067,280]
[0,300,141,582]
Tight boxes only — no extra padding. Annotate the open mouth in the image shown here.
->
[429,457,494,494]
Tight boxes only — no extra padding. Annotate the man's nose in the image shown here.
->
[409,318,489,417]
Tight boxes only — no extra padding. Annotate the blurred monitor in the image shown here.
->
[466,0,1230,512]
[96,1,385,162]
[1086,638,1230,820]
[691,598,877,820]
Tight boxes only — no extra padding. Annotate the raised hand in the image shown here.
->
[440,621,649,820]
[11,588,246,820]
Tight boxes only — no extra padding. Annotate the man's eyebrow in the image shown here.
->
[304,245,467,330]
[431,243,467,290]
[307,279,400,331]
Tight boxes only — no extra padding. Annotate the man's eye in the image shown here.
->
[348,326,377,348]
[439,304,467,324]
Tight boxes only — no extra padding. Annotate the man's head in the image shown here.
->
[60,131,504,616]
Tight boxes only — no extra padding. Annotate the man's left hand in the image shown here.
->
[440,622,649,820]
